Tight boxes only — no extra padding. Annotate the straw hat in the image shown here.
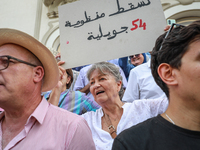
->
[0,28,59,92]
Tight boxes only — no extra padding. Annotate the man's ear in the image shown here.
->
[157,63,178,86]
[33,66,44,83]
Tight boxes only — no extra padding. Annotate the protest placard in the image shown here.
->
[58,0,166,69]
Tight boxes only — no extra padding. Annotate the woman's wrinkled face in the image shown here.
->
[89,69,121,105]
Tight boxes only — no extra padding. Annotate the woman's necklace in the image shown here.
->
[103,113,117,139]
[165,113,175,125]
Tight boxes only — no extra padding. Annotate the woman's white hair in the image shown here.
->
[87,61,124,100]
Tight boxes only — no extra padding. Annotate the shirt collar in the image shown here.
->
[28,97,49,125]
[0,97,49,125]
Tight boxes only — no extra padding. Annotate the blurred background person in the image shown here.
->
[122,58,166,102]
[43,61,100,115]
[118,53,149,80]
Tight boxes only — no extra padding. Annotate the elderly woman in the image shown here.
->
[81,61,168,150]
[49,61,168,150]
[43,62,100,115]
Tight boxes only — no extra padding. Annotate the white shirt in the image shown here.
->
[82,98,168,150]
[122,60,166,102]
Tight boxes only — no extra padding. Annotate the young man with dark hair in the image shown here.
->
[112,20,200,150]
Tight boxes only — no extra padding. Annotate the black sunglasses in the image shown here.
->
[129,54,140,59]
[0,55,37,71]
[159,23,185,51]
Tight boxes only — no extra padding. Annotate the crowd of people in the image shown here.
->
[0,20,200,150]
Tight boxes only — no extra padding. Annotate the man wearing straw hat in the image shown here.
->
[0,28,95,150]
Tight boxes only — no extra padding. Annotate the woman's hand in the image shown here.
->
[48,60,66,106]
[55,52,61,62]
[57,61,67,92]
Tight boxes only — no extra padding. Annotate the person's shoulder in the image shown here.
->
[116,116,158,143]
[48,104,85,123]
[132,97,167,104]
[128,115,158,131]
[122,102,132,109]
[131,98,168,111]
[81,107,102,120]
[74,90,85,96]
[113,115,163,149]
[131,61,149,73]
[75,90,93,101]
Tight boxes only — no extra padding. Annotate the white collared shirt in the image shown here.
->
[122,60,166,102]
[82,98,168,150]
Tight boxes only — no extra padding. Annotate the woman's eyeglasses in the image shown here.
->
[159,23,185,51]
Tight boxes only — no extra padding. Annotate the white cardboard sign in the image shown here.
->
[58,0,166,69]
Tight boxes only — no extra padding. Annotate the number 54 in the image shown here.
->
[130,19,146,31]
